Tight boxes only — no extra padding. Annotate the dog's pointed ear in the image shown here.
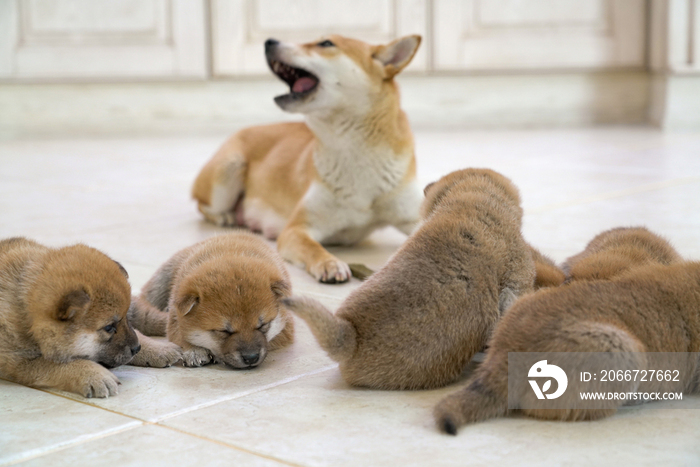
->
[423,181,435,196]
[113,260,129,279]
[176,294,199,316]
[271,280,291,300]
[56,289,90,321]
[373,35,421,79]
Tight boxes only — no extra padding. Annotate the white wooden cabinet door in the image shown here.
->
[650,0,700,74]
[0,0,207,79]
[211,0,428,76]
[433,0,646,70]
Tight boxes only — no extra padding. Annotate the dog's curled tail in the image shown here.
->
[433,375,508,436]
[282,296,357,363]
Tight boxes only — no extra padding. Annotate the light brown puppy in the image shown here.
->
[192,34,423,284]
[562,226,681,282]
[434,260,700,435]
[131,232,294,369]
[528,245,565,289]
[0,237,140,398]
[283,169,534,390]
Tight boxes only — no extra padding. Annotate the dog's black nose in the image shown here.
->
[131,344,141,356]
[241,352,260,366]
[265,38,279,52]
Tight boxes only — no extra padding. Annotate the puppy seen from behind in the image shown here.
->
[284,169,535,390]
[434,228,698,435]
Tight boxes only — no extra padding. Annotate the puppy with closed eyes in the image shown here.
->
[562,226,681,282]
[131,232,294,369]
[284,169,534,390]
[0,237,140,398]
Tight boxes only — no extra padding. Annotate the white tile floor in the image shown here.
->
[1,128,700,466]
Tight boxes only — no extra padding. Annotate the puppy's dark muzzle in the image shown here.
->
[241,352,260,366]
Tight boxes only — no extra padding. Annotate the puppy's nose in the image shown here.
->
[241,352,260,366]
[265,38,279,53]
[131,344,141,356]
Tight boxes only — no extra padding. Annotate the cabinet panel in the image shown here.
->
[650,0,700,73]
[212,0,428,76]
[433,0,646,70]
[0,0,207,79]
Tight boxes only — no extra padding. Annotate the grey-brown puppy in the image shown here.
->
[562,226,681,282]
[0,237,140,398]
[131,232,294,369]
[434,260,700,434]
[284,169,534,390]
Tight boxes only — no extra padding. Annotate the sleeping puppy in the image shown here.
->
[0,237,140,398]
[130,232,294,368]
[434,260,700,435]
[561,226,681,282]
[283,169,534,390]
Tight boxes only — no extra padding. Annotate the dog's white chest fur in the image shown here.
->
[304,141,420,245]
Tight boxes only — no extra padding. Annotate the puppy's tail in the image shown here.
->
[282,296,357,363]
[433,371,508,436]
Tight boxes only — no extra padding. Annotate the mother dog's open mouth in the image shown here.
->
[267,58,319,104]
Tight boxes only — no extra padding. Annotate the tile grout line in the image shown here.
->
[1,423,144,466]
[153,363,338,423]
[155,424,306,467]
[2,367,336,467]
[525,176,700,215]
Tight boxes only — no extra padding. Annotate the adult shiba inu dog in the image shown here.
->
[434,260,700,435]
[130,233,294,369]
[283,169,535,390]
[192,34,423,283]
[0,237,139,398]
[562,226,681,282]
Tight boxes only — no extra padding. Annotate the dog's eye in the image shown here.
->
[257,322,271,333]
[317,40,335,48]
[103,324,117,334]
[215,329,236,336]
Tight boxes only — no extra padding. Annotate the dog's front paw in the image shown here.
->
[76,363,120,398]
[310,258,352,284]
[129,337,183,368]
[148,341,183,368]
[182,346,213,367]
[200,206,237,227]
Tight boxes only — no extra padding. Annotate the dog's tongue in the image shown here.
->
[292,77,316,93]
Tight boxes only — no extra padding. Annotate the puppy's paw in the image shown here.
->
[129,337,183,368]
[182,346,213,367]
[201,207,237,227]
[310,258,352,284]
[77,363,120,398]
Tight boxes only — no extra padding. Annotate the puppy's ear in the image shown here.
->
[176,294,199,316]
[423,181,435,196]
[373,35,421,79]
[271,280,291,299]
[56,289,90,321]
[113,260,129,279]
